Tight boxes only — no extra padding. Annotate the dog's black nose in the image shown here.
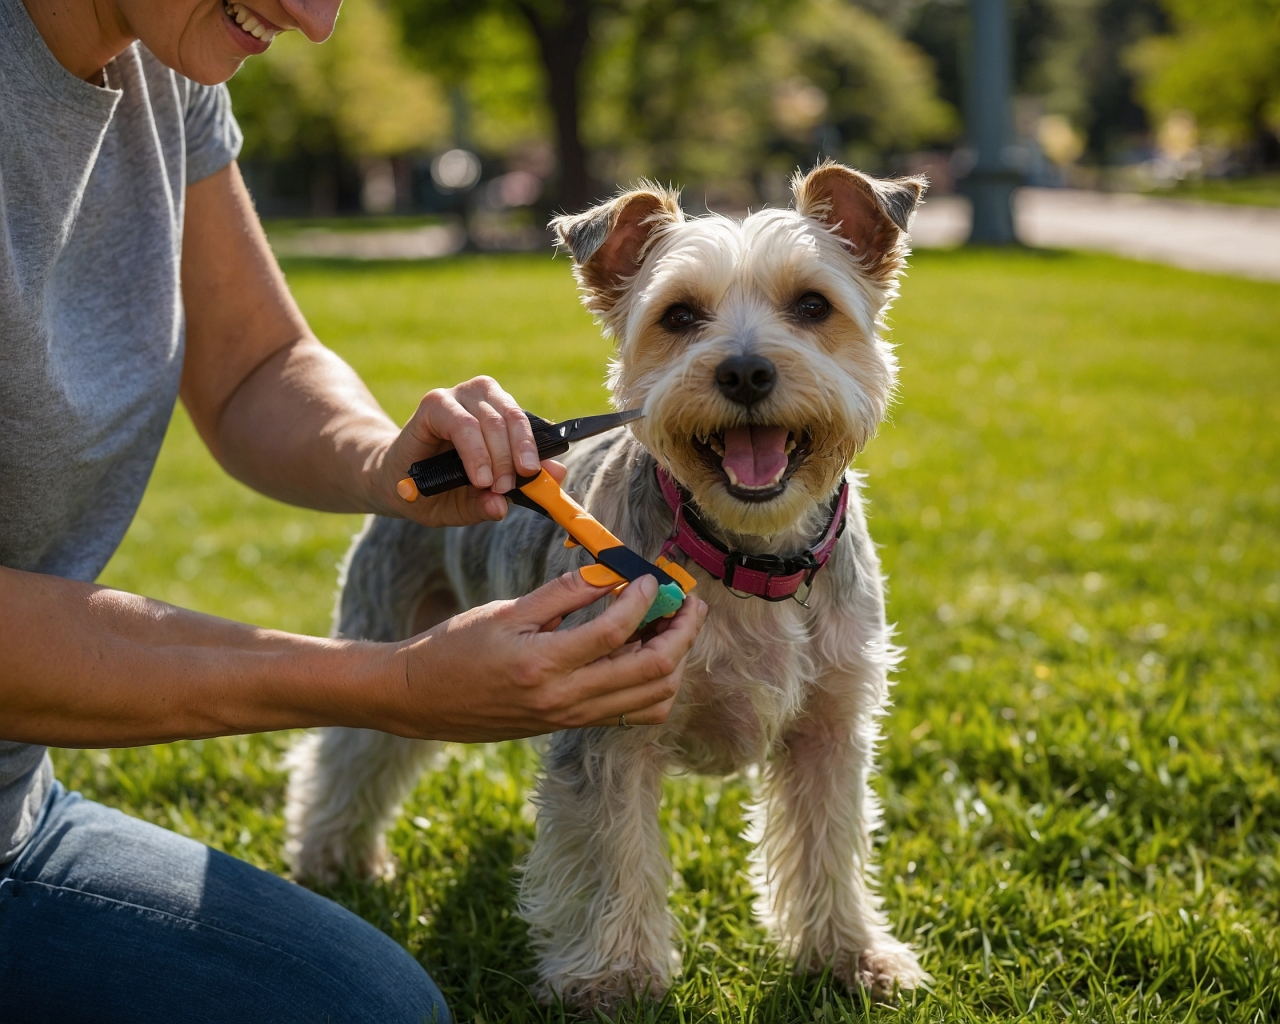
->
[716,355,776,406]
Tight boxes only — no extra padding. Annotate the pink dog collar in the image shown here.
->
[656,466,848,604]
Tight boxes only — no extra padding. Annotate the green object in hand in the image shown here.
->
[640,582,687,627]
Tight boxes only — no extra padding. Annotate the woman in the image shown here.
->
[0,1,706,1020]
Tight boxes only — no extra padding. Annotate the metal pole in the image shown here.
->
[964,0,1019,244]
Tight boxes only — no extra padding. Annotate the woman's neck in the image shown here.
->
[22,0,134,84]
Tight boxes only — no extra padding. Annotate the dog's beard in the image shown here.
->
[627,376,871,541]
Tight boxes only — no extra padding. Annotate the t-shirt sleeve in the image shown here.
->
[183,82,243,186]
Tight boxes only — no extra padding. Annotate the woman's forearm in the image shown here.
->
[0,563,704,749]
[0,565,394,747]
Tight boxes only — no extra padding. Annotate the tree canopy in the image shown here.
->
[389,0,955,211]
[1130,0,1280,160]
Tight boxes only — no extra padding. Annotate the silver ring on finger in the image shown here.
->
[618,713,633,730]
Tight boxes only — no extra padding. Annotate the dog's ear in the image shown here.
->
[791,162,927,278]
[550,185,683,312]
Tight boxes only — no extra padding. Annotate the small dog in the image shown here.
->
[285,160,929,1010]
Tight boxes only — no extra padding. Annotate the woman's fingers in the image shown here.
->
[559,595,705,702]
[537,576,660,668]
[469,400,516,494]
[580,680,682,728]
[419,389,493,490]
[454,377,538,490]
[512,571,620,630]
[499,398,541,478]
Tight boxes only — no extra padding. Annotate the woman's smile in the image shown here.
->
[220,1,283,54]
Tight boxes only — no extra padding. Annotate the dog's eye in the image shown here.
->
[661,305,698,331]
[796,293,831,320]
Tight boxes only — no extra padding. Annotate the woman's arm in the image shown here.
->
[179,161,535,527]
[0,565,703,747]
[0,161,705,749]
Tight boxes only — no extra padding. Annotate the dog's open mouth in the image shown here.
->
[691,426,812,503]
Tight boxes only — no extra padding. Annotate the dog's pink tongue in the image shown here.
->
[722,425,790,488]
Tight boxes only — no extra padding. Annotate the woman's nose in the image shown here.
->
[278,0,342,42]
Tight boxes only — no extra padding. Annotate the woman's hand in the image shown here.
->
[370,375,553,527]
[383,572,708,741]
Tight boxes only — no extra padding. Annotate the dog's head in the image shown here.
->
[552,161,925,538]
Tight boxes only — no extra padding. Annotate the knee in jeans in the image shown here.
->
[339,940,451,1024]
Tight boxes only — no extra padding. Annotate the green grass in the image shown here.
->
[54,249,1280,1022]
[1145,173,1280,208]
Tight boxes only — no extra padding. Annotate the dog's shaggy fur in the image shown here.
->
[285,161,929,1010]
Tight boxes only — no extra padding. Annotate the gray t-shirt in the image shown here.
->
[0,0,242,863]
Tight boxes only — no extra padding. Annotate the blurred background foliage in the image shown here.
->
[1129,0,1280,158]
[225,0,1280,217]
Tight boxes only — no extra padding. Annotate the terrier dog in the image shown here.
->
[284,160,928,1010]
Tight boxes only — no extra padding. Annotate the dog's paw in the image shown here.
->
[829,939,928,1001]
[286,831,393,886]
[534,969,670,1013]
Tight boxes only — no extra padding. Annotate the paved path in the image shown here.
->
[269,188,1280,283]
[910,188,1280,282]
[269,223,466,260]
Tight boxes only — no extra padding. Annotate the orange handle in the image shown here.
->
[518,471,697,602]
[518,469,627,558]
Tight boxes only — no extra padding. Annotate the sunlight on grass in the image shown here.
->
[56,250,1280,1022]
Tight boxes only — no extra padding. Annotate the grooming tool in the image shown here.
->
[395,408,645,502]
[513,468,695,626]
[396,408,693,626]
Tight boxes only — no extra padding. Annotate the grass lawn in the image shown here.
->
[1143,174,1280,208]
[57,248,1280,1022]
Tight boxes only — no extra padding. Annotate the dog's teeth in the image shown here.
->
[724,464,740,486]
[710,436,725,456]
[784,437,796,455]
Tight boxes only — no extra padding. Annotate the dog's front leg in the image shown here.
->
[284,727,439,884]
[520,728,677,1011]
[749,674,926,998]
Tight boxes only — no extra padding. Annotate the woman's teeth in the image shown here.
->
[225,2,279,42]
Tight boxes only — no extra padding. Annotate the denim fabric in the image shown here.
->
[0,784,450,1024]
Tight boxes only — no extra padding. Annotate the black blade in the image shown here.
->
[403,409,641,499]
[555,408,644,445]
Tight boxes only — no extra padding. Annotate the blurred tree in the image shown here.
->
[389,0,954,211]
[863,0,1167,163]
[389,0,601,212]
[590,0,955,194]
[230,0,448,159]
[1130,0,1280,167]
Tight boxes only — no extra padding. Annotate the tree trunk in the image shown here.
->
[516,0,595,213]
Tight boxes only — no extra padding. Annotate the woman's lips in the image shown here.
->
[222,1,281,54]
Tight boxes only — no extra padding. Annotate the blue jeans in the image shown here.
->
[0,783,450,1023]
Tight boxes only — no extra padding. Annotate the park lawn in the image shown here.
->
[1145,174,1280,209]
[56,248,1280,1022]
